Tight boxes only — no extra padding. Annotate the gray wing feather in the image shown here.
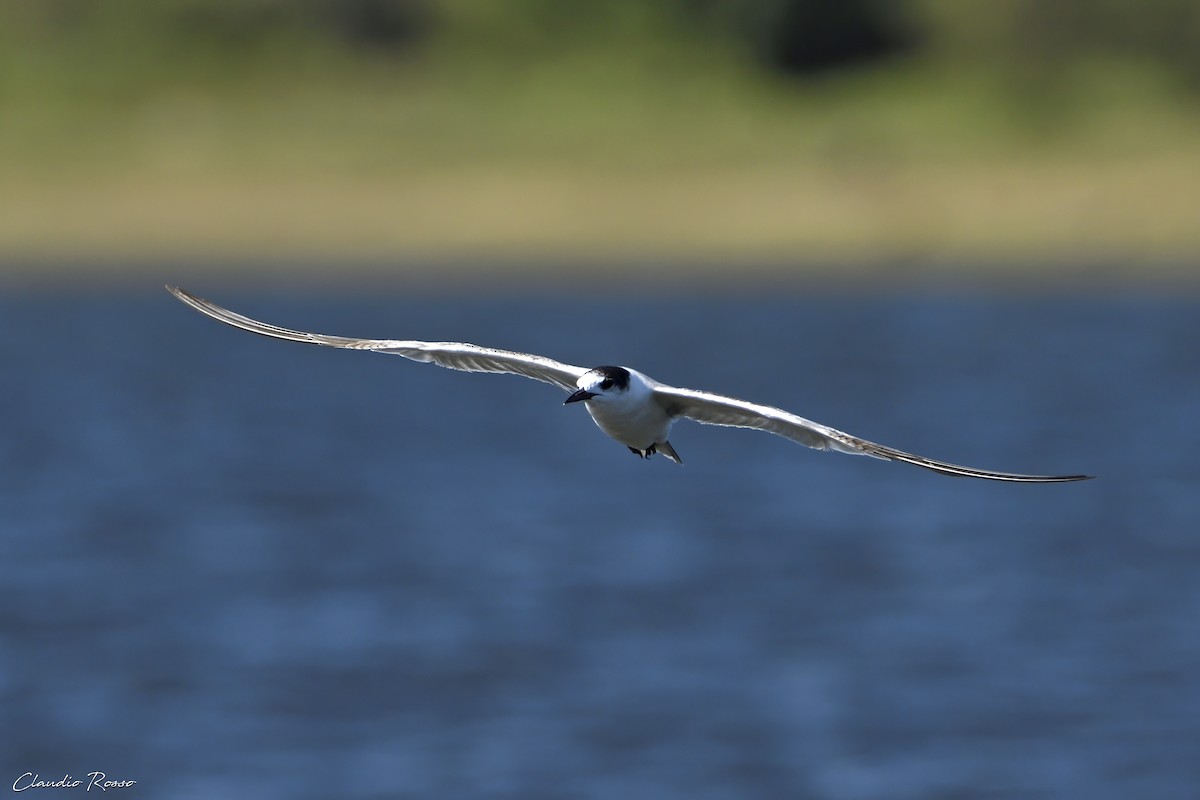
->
[653,385,1092,483]
[167,286,588,391]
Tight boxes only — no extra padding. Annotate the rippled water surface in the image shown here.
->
[2,285,1198,798]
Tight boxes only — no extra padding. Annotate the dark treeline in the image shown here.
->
[4,0,1199,81]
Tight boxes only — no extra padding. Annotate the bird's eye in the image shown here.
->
[599,378,614,390]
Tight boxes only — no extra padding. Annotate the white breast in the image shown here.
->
[584,374,673,448]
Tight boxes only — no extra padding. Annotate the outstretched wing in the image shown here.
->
[653,385,1092,482]
[166,286,589,391]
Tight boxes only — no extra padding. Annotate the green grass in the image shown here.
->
[2,33,1199,279]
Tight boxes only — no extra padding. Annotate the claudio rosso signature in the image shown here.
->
[12,773,136,792]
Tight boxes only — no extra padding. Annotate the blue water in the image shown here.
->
[2,284,1198,799]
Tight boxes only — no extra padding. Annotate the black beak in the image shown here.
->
[564,388,595,405]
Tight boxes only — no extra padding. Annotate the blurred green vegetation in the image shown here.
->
[2,0,1199,270]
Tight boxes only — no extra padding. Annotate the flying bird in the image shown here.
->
[166,286,1091,482]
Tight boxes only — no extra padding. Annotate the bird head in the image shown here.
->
[564,366,631,405]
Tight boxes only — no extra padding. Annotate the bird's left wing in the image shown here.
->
[166,286,589,391]
[652,384,1092,482]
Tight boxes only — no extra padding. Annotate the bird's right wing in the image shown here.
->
[166,286,589,391]
[653,384,1092,482]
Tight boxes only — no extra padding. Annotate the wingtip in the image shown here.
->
[165,285,204,307]
[1031,473,1095,483]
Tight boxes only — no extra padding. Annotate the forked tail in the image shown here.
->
[656,441,682,465]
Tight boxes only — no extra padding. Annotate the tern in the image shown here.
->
[167,286,1091,482]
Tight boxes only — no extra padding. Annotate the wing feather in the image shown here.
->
[166,286,588,391]
[653,385,1092,483]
